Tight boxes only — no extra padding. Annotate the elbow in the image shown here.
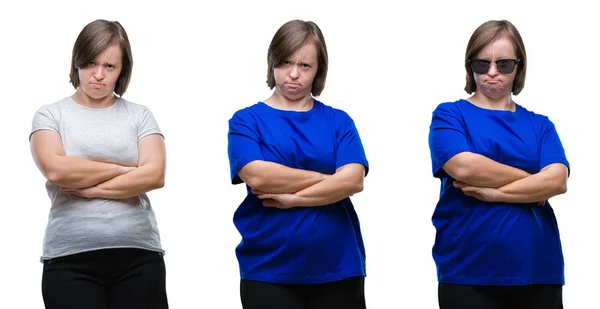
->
[355,181,364,194]
[556,182,567,195]
[348,178,364,195]
[153,173,165,189]
[245,175,266,191]
[551,170,568,195]
[45,170,64,185]
[442,154,474,181]
[155,178,165,189]
[448,166,472,182]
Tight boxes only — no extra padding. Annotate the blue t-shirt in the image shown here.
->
[428,99,570,286]
[227,100,369,284]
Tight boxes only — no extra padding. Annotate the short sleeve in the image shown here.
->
[539,117,570,175]
[228,109,265,184]
[428,103,472,178]
[30,105,60,140]
[335,112,369,176]
[138,106,163,140]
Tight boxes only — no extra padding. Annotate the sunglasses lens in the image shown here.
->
[470,60,490,74]
[496,60,516,74]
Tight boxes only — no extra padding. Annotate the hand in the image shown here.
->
[252,189,299,209]
[453,181,499,202]
[60,186,99,199]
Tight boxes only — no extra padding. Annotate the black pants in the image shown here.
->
[42,248,168,309]
[240,276,366,309]
[438,282,563,309]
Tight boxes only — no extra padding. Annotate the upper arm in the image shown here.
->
[228,110,265,184]
[428,103,471,178]
[136,106,166,184]
[539,117,570,176]
[335,163,365,193]
[30,130,65,180]
[29,105,64,180]
[336,163,366,179]
[137,134,166,169]
[136,105,165,166]
[335,112,369,176]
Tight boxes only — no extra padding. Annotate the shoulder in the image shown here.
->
[118,97,151,113]
[516,104,554,128]
[34,97,70,117]
[315,100,354,124]
[432,99,464,115]
[229,102,263,123]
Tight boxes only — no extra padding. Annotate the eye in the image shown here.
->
[106,64,116,69]
[301,63,310,69]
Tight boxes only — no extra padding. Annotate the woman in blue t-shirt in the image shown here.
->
[227,19,369,309]
[428,20,569,309]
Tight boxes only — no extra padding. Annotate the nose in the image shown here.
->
[289,65,299,79]
[93,65,105,80]
[487,62,500,77]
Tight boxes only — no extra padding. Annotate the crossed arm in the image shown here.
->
[238,160,365,209]
[30,130,165,199]
[443,152,568,204]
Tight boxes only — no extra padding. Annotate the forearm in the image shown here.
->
[89,164,164,199]
[241,161,328,193]
[446,152,531,187]
[293,165,364,207]
[49,156,132,188]
[495,166,568,203]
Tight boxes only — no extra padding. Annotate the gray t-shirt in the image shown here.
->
[30,96,165,260]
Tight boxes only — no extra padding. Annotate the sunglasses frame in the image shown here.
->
[468,58,521,75]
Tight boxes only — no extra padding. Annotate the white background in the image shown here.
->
[1,0,597,308]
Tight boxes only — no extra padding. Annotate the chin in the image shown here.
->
[85,91,111,100]
[483,88,510,97]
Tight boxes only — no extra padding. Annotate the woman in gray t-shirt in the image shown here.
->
[29,19,168,309]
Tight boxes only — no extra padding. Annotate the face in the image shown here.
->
[471,36,518,98]
[77,44,122,100]
[273,41,318,101]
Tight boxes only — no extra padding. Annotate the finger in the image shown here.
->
[257,194,274,200]
[453,181,466,188]
[460,186,477,193]
[262,199,277,207]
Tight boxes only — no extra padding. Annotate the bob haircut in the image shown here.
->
[69,19,133,96]
[266,20,328,96]
[464,20,527,95]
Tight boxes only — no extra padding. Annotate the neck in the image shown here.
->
[264,91,313,111]
[72,89,117,109]
[468,92,514,111]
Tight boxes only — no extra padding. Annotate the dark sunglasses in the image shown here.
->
[468,58,521,74]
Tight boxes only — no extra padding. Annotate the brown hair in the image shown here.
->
[69,19,133,96]
[464,20,527,95]
[266,20,328,96]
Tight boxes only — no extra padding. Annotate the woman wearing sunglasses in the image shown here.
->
[29,19,168,309]
[227,19,368,309]
[428,20,569,309]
